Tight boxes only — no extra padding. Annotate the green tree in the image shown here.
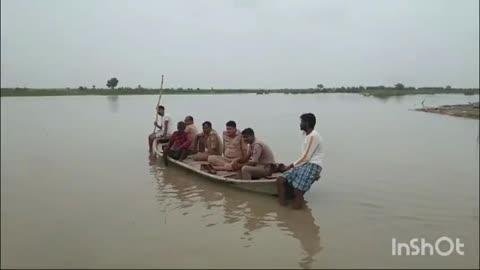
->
[317,84,324,89]
[106,78,119,89]
[394,83,405,90]
[446,85,452,90]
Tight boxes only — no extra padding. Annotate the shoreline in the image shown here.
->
[415,102,479,119]
[1,88,479,97]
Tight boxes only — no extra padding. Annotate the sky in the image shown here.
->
[1,0,479,89]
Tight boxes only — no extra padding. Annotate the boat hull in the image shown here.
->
[153,144,278,196]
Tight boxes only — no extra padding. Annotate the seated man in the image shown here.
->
[190,121,223,161]
[163,121,192,162]
[148,105,173,153]
[184,115,199,154]
[207,120,248,172]
[240,128,276,180]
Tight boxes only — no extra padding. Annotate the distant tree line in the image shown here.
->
[3,77,478,96]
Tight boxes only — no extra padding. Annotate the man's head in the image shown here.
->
[177,121,186,132]
[241,128,255,144]
[202,121,212,134]
[184,115,194,125]
[226,120,237,136]
[300,113,316,132]
[157,105,165,116]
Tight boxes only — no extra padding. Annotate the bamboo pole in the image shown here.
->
[153,75,165,133]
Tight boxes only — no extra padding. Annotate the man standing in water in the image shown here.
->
[277,113,324,209]
[148,105,173,154]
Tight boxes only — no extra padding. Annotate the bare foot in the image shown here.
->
[207,164,217,174]
[291,189,305,209]
[291,200,303,209]
[278,196,287,206]
[200,164,217,174]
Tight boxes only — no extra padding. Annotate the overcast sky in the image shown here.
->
[1,0,478,89]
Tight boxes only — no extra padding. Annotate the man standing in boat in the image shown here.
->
[277,113,324,209]
[148,105,173,154]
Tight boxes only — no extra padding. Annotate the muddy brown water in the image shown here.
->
[1,94,479,268]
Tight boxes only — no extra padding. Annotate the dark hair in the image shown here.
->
[158,105,165,110]
[241,128,254,136]
[185,115,193,122]
[177,121,186,127]
[202,121,212,128]
[300,113,316,129]
[226,120,236,128]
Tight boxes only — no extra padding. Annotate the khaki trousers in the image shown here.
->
[241,165,272,180]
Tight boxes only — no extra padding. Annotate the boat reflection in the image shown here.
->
[148,160,322,269]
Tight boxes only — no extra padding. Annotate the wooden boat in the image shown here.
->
[153,144,280,196]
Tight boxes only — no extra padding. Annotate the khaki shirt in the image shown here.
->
[206,129,222,155]
[248,138,275,165]
[223,130,248,160]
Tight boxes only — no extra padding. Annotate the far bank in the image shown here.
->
[1,87,479,97]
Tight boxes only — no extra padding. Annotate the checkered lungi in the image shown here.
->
[282,162,322,192]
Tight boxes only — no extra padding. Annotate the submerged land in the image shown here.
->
[415,102,479,119]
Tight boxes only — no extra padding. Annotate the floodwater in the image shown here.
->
[1,93,479,268]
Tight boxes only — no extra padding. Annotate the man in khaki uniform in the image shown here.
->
[207,120,248,171]
[240,128,276,180]
[190,121,223,161]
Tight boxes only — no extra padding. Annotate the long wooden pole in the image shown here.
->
[153,75,165,133]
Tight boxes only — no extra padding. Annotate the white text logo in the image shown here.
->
[392,237,464,256]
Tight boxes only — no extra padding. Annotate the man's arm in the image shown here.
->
[233,141,251,166]
[167,132,176,149]
[246,143,262,166]
[191,134,200,154]
[222,137,226,156]
[238,138,250,163]
[162,120,169,137]
[178,135,192,150]
[210,135,218,152]
[293,136,317,167]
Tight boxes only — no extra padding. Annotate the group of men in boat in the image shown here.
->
[147,105,324,209]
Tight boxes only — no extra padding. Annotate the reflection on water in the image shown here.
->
[148,159,322,269]
[2,94,478,268]
[363,94,407,103]
[107,95,119,112]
